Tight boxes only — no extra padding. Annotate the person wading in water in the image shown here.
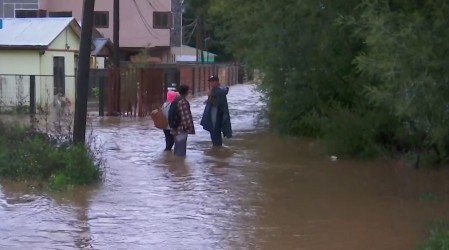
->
[170,85,195,157]
[200,75,232,147]
[161,90,178,151]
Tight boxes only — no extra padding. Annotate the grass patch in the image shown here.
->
[0,121,104,190]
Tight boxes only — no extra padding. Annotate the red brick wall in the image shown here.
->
[179,65,193,91]
[194,66,200,94]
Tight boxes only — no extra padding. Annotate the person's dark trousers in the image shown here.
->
[210,111,223,146]
[163,129,174,151]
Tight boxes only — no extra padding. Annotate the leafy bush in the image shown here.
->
[210,0,449,165]
[321,106,381,159]
[418,230,449,250]
[0,121,104,190]
[418,219,449,250]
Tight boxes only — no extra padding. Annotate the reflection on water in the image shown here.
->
[1,84,449,249]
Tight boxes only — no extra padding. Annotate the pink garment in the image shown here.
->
[166,90,178,102]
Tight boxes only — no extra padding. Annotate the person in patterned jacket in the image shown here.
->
[171,84,195,157]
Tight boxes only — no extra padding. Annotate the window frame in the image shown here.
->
[15,9,47,18]
[153,11,172,29]
[49,11,73,17]
[93,11,109,28]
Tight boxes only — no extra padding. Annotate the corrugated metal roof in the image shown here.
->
[0,18,76,48]
[92,38,112,56]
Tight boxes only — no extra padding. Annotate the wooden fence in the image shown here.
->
[102,63,241,117]
[107,67,166,117]
[178,63,240,96]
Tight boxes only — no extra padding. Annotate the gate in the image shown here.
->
[139,68,164,117]
[107,65,179,117]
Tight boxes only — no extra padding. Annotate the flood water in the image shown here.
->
[1,83,449,249]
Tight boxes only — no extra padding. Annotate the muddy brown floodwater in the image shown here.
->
[1,83,449,249]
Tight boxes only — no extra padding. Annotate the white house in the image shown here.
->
[0,17,81,110]
[171,45,217,63]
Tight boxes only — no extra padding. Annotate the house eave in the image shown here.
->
[0,45,47,50]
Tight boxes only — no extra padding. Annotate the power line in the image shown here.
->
[184,19,197,44]
[132,0,158,40]
[183,19,197,29]
[146,0,157,10]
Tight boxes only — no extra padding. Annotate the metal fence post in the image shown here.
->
[99,75,105,116]
[29,75,36,114]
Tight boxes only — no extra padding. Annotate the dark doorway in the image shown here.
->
[53,57,65,95]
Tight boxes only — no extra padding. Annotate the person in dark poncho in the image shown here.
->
[200,75,232,146]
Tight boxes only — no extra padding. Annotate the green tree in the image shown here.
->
[210,0,366,135]
[351,0,449,163]
[207,0,449,163]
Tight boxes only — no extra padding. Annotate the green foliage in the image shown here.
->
[49,173,72,191]
[207,0,449,164]
[321,106,380,158]
[418,230,449,250]
[91,87,100,99]
[418,219,449,250]
[131,47,152,68]
[0,122,104,190]
[352,0,449,163]
[183,0,234,62]
[419,191,438,201]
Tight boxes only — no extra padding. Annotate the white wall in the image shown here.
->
[0,75,31,108]
[0,50,40,75]
[41,25,79,104]
[0,50,39,108]
[0,25,80,108]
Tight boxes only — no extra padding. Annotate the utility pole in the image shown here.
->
[113,0,121,113]
[73,0,95,144]
[196,10,204,63]
[113,0,120,67]
[180,0,184,56]
[195,17,200,62]
[200,13,205,63]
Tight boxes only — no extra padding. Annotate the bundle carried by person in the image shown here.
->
[151,90,179,129]
[151,108,168,129]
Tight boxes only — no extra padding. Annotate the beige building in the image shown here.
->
[42,0,172,62]
[0,18,81,108]
[0,0,173,63]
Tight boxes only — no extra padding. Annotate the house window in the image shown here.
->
[49,11,72,17]
[153,12,172,29]
[94,11,109,28]
[15,9,47,18]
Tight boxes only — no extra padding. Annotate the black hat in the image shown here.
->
[208,75,219,81]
